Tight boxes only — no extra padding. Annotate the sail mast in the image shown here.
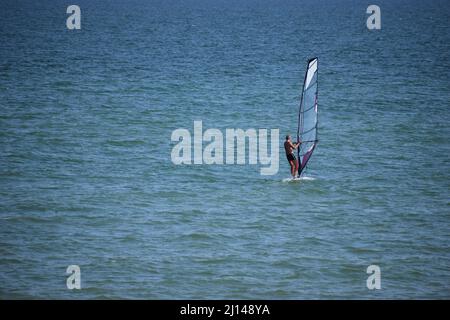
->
[296,60,309,166]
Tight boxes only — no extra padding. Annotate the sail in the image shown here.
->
[297,57,318,176]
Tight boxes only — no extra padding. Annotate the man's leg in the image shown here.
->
[289,160,295,177]
[294,159,299,177]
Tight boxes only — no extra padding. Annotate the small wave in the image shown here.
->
[105,139,146,147]
[282,176,316,182]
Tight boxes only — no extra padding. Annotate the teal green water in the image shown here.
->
[0,0,449,299]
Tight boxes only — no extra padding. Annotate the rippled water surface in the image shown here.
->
[0,0,449,299]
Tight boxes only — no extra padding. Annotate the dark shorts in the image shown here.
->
[286,153,296,162]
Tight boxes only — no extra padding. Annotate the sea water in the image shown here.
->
[0,0,449,299]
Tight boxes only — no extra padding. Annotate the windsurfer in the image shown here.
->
[284,135,301,178]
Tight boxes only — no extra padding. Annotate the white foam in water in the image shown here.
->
[282,176,316,182]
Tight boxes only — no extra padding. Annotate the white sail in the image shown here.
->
[297,57,319,176]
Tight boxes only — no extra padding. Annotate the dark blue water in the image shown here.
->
[0,0,449,299]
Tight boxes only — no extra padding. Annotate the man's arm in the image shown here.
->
[289,141,300,149]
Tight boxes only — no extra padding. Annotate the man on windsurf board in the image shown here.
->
[284,135,301,178]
